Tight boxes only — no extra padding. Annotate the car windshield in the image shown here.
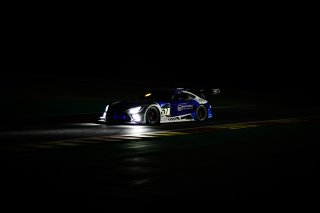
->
[141,90,173,101]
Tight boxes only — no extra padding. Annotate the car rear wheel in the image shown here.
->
[146,106,160,125]
[195,105,207,121]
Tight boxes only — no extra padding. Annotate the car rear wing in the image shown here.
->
[198,89,220,98]
[183,88,220,99]
[212,89,221,95]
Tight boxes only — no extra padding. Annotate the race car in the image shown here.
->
[99,88,220,125]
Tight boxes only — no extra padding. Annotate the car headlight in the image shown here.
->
[105,105,109,112]
[129,106,142,114]
[132,114,141,121]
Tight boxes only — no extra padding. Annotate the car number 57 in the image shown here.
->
[161,108,170,116]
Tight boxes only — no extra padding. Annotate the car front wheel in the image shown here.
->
[146,106,160,125]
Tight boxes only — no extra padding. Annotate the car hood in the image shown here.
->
[109,100,153,111]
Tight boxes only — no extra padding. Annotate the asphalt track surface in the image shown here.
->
[0,105,319,211]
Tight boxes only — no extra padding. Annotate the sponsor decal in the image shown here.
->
[168,117,181,121]
[177,105,193,111]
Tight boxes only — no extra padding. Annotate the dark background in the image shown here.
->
[1,6,318,96]
[1,6,319,212]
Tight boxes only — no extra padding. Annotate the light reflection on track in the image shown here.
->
[1,116,316,152]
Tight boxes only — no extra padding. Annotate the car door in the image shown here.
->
[170,92,194,116]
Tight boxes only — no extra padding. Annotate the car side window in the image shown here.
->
[173,93,188,100]
[187,93,195,100]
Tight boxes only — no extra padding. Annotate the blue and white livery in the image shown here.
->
[99,88,219,125]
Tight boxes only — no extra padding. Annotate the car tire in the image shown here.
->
[146,106,160,125]
[195,105,207,121]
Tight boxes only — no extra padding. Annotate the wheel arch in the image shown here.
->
[144,103,161,125]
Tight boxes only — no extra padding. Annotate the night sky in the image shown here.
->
[2,8,317,93]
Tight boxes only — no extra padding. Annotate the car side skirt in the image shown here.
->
[160,114,195,123]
